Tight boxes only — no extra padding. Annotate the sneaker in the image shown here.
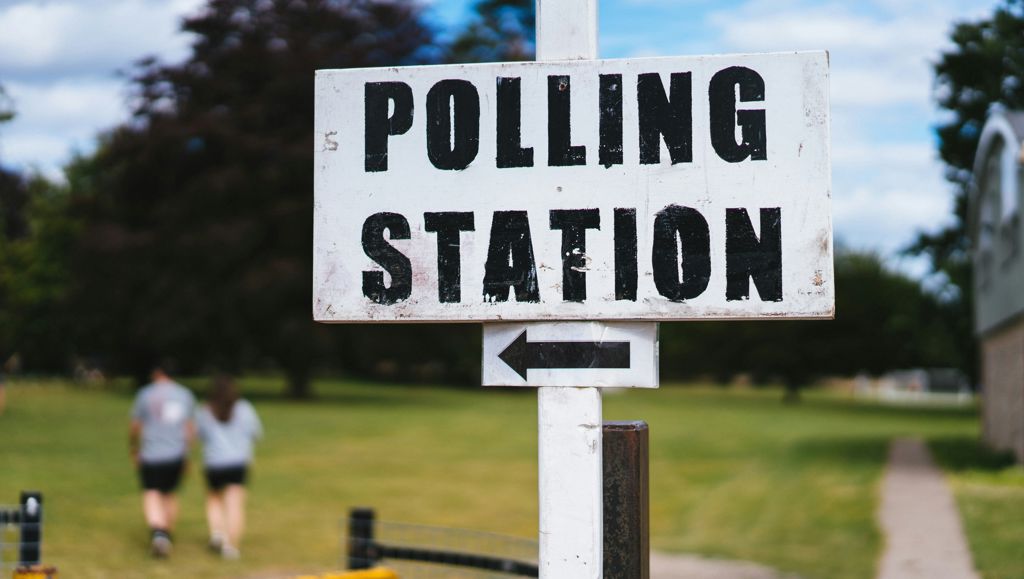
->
[151,531,173,558]
[221,544,240,560]
[208,533,224,553]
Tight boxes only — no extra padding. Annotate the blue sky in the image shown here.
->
[0,0,997,264]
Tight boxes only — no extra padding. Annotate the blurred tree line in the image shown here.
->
[0,0,984,395]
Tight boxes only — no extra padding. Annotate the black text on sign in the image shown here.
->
[314,52,832,322]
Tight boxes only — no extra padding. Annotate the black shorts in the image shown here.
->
[139,459,186,493]
[205,465,248,491]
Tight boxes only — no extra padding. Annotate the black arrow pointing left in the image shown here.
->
[498,330,631,380]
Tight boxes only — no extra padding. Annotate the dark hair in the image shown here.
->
[152,357,178,376]
[209,374,240,423]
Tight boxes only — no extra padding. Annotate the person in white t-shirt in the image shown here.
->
[129,365,196,558]
[196,374,263,559]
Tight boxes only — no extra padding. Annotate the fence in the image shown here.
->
[344,420,649,579]
[0,492,43,572]
[346,509,539,578]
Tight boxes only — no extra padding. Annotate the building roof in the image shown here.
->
[971,108,1024,337]
[971,108,1024,229]
[1003,111,1024,142]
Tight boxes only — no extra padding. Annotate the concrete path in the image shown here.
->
[876,438,979,579]
[651,552,800,579]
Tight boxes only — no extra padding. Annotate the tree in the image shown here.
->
[659,249,964,394]
[68,0,439,395]
[0,86,28,242]
[0,83,25,241]
[449,0,534,63]
[906,0,1024,379]
[0,177,78,371]
[0,84,78,372]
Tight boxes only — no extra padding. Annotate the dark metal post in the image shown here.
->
[603,421,649,579]
[19,491,42,566]
[348,507,376,569]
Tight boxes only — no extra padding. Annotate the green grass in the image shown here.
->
[0,379,1018,579]
[931,438,1024,579]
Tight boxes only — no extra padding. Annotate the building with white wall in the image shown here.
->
[970,108,1024,463]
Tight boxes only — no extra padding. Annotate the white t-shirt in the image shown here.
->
[196,399,263,469]
[131,380,196,463]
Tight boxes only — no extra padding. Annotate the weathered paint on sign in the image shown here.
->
[482,322,658,387]
[314,51,832,322]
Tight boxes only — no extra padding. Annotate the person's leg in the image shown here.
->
[143,489,173,558]
[161,493,179,531]
[156,458,186,533]
[142,490,168,530]
[206,490,227,549]
[223,484,247,554]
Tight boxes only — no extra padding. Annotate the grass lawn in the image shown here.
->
[0,378,1020,579]
[930,438,1024,579]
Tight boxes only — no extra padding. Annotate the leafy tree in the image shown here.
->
[905,0,1024,379]
[68,0,439,395]
[0,163,29,243]
[0,84,26,241]
[449,0,534,63]
[659,249,964,394]
[0,88,77,371]
[0,178,78,371]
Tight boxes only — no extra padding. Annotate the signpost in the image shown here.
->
[314,0,831,577]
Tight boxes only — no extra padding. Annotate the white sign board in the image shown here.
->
[483,322,658,387]
[314,51,832,322]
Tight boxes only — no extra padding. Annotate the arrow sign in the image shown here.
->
[498,330,631,380]
[483,322,658,388]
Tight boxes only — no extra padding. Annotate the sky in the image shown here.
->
[0,0,997,264]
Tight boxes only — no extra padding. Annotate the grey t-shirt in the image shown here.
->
[131,380,196,463]
[196,399,263,469]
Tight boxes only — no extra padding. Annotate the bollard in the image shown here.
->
[348,507,376,569]
[602,422,649,579]
[19,491,42,566]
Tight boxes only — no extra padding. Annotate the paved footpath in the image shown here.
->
[876,438,979,579]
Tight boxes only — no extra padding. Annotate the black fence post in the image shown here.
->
[19,491,42,566]
[603,421,649,579]
[348,507,376,569]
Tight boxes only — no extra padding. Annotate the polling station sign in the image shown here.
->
[314,51,832,322]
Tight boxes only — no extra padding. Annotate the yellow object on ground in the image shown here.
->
[292,569,398,579]
[12,566,58,579]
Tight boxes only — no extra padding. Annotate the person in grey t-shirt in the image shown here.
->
[129,365,195,558]
[197,374,263,559]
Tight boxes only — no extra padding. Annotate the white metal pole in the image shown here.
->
[538,386,603,578]
[536,0,598,61]
[535,3,602,578]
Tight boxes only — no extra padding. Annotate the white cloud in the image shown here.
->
[0,78,125,177]
[0,0,203,78]
[705,1,975,110]
[623,0,719,5]
[832,141,935,169]
[833,179,954,254]
[829,129,955,254]
[695,0,988,257]
[0,0,202,175]
[830,68,931,108]
[4,79,124,133]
